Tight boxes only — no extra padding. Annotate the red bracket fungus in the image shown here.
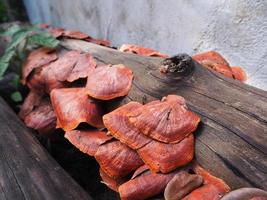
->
[182,164,230,200]
[164,171,203,200]
[64,130,113,156]
[137,134,195,173]
[119,44,168,58]
[103,102,151,150]
[50,87,104,131]
[95,140,143,179]
[118,165,176,200]
[19,92,56,136]
[221,188,267,200]
[127,95,200,143]
[99,168,128,192]
[22,47,58,85]
[86,64,133,100]
[27,50,96,94]
[192,51,247,82]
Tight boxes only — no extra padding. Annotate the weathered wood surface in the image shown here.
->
[62,39,267,190]
[0,97,92,200]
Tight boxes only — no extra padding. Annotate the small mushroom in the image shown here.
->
[221,188,267,200]
[127,95,200,143]
[164,171,203,200]
[22,47,57,84]
[199,60,234,79]
[192,51,229,66]
[182,163,230,200]
[50,87,104,131]
[231,66,247,82]
[119,44,168,58]
[118,165,176,200]
[103,102,151,149]
[95,140,143,179]
[85,38,110,47]
[64,130,113,156]
[19,92,56,136]
[46,50,96,83]
[86,64,133,100]
[99,168,128,192]
[138,134,194,173]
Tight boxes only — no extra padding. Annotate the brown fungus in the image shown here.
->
[22,47,57,84]
[164,171,203,200]
[95,140,143,179]
[86,64,133,100]
[50,88,104,131]
[103,102,151,149]
[127,95,200,143]
[64,130,112,156]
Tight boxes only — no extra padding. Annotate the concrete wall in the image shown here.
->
[23,0,267,90]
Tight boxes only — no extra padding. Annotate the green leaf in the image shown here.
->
[0,50,16,77]
[10,91,22,102]
[6,30,30,52]
[0,24,21,37]
[9,74,20,89]
[28,32,59,49]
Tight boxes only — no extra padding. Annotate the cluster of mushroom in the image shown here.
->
[119,44,247,82]
[18,28,265,200]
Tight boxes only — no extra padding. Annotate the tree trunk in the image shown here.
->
[61,39,267,190]
[0,97,92,200]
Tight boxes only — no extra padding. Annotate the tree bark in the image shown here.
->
[0,96,92,200]
[61,39,267,190]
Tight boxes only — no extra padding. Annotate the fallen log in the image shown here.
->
[61,39,267,190]
[0,97,92,200]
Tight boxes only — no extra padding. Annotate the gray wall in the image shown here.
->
[23,0,267,90]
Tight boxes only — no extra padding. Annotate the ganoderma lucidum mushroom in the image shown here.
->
[19,91,56,136]
[127,95,200,144]
[164,171,203,200]
[192,51,247,82]
[86,64,134,100]
[64,129,113,156]
[21,47,58,85]
[220,188,267,200]
[119,44,168,58]
[118,165,177,200]
[50,87,104,131]
[27,50,96,93]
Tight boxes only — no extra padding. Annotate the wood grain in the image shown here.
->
[0,97,92,200]
[61,39,267,190]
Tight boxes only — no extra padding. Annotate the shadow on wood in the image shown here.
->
[61,39,267,190]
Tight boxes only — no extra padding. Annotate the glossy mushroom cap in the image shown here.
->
[103,102,151,150]
[64,130,112,156]
[221,188,267,200]
[127,95,200,143]
[86,64,133,100]
[22,47,57,84]
[99,168,128,192]
[119,44,168,58]
[182,164,230,200]
[192,51,229,66]
[50,87,104,131]
[164,171,203,200]
[231,66,247,82]
[19,92,56,136]
[27,51,96,94]
[118,165,176,200]
[95,140,143,179]
[138,134,195,173]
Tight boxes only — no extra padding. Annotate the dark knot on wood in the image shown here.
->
[160,54,194,75]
